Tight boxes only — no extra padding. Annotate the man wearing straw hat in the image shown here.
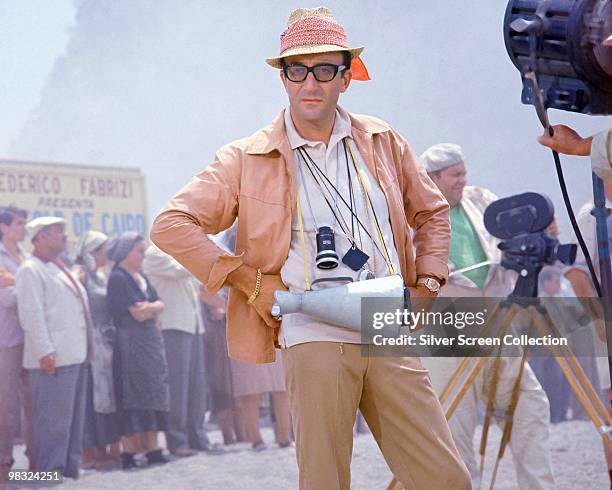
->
[152,6,470,489]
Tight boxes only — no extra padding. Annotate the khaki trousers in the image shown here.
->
[282,342,471,490]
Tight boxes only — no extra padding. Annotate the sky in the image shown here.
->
[0,0,75,153]
[1,0,610,241]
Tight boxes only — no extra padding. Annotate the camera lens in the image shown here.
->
[316,226,339,269]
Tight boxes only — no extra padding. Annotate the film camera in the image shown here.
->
[484,192,577,297]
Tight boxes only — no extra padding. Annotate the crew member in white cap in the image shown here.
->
[420,143,556,489]
[16,216,91,479]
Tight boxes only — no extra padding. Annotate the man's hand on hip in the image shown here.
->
[227,264,287,328]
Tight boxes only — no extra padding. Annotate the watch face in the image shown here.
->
[422,278,440,292]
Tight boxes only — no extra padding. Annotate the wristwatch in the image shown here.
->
[416,277,441,294]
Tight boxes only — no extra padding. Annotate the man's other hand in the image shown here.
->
[252,273,287,328]
[227,264,287,328]
[538,124,593,156]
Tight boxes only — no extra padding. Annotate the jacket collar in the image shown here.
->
[245,108,390,157]
[29,255,82,298]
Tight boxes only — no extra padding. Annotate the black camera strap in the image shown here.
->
[343,139,359,250]
[296,147,353,240]
[297,142,395,275]
[296,146,382,259]
[344,140,396,276]
[295,154,321,231]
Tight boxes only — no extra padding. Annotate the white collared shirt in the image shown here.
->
[279,107,400,347]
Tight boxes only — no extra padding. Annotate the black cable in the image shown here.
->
[548,134,603,298]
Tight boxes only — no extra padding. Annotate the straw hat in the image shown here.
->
[266,6,370,81]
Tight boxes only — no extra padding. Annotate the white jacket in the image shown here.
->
[143,245,203,334]
[16,256,89,369]
[591,127,612,179]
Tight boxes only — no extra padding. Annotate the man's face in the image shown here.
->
[429,162,467,207]
[280,51,351,128]
[0,215,26,243]
[35,223,67,257]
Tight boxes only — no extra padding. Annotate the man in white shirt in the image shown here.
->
[16,217,90,479]
[143,245,217,457]
[421,143,555,490]
[151,6,470,489]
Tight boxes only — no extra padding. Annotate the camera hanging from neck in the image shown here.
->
[295,138,395,277]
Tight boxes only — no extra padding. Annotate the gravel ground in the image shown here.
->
[7,420,608,489]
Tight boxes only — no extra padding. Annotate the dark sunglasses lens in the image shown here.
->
[313,65,337,81]
[286,65,308,82]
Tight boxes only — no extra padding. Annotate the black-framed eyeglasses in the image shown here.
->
[283,63,347,83]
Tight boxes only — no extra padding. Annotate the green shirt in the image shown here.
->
[449,205,489,289]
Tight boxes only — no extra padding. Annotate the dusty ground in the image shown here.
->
[7,420,608,489]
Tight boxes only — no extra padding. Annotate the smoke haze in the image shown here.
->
[8,0,611,239]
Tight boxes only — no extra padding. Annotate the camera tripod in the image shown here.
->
[441,297,610,489]
[386,296,611,490]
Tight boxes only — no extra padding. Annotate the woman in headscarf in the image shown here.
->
[72,230,121,470]
[106,232,170,469]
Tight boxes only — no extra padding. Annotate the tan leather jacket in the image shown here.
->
[151,109,450,363]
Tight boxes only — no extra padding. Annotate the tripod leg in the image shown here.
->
[531,311,612,451]
[488,317,534,490]
[488,458,502,490]
[439,357,473,406]
[445,304,521,420]
[479,352,505,481]
[553,355,612,452]
[537,308,610,423]
[439,303,504,406]
[532,311,612,423]
[446,357,489,420]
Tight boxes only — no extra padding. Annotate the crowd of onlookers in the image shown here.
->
[0,205,606,481]
[0,206,293,480]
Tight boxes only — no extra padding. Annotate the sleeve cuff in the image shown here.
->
[591,130,612,179]
[415,256,449,285]
[207,252,245,293]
